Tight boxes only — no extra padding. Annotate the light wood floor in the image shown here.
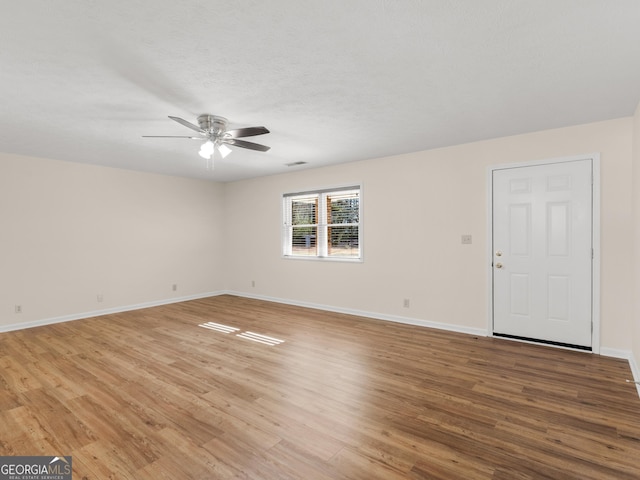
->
[1,295,639,479]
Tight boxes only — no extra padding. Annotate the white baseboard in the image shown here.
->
[0,291,225,333]
[629,354,640,398]
[599,347,632,359]
[224,290,487,337]
[599,347,640,399]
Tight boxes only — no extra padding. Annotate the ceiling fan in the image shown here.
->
[143,114,270,167]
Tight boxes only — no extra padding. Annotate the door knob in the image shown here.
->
[495,262,503,269]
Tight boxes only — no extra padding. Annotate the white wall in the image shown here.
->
[224,118,634,352]
[0,153,225,329]
[633,102,640,374]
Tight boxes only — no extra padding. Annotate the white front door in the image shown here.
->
[492,159,593,348]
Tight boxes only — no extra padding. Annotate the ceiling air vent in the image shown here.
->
[285,161,308,167]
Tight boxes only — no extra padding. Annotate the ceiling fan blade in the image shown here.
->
[168,115,205,133]
[142,135,203,139]
[225,138,271,152]
[225,126,270,138]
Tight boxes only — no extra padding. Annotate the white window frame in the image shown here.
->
[282,184,362,262]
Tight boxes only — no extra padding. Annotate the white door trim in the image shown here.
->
[486,153,601,353]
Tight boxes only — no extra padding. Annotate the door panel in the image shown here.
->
[547,275,569,320]
[509,273,530,316]
[492,160,592,347]
[547,202,570,256]
[509,204,531,255]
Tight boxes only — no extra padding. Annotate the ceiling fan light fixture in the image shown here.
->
[218,143,232,158]
[199,140,214,159]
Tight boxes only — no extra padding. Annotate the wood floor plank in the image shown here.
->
[1,294,639,479]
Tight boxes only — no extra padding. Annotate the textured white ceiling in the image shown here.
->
[1,1,640,182]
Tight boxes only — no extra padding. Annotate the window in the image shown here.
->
[283,186,361,260]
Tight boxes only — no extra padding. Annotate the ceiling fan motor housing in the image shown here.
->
[197,114,228,135]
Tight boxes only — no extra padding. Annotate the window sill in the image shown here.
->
[282,255,363,263]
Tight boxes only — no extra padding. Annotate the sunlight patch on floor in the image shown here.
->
[197,323,284,346]
[236,331,285,346]
[198,322,240,334]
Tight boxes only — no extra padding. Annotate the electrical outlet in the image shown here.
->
[251,280,255,288]
[97,294,103,303]
[461,234,472,245]
[172,284,177,291]
[403,298,410,308]
[15,305,22,314]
